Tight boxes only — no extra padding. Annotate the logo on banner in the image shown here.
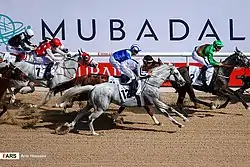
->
[0,152,20,160]
[0,14,30,45]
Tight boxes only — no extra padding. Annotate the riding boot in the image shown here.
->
[128,79,138,97]
[198,66,208,86]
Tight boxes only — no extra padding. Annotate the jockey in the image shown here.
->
[6,27,36,62]
[109,44,141,96]
[192,39,224,85]
[35,38,68,81]
[119,56,153,96]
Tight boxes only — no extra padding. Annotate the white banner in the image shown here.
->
[1,0,250,55]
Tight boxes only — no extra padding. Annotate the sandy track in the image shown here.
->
[0,92,249,167]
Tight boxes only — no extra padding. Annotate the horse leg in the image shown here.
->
[186,85,215,109]
[20,81,35,94]
[225,88,249,110]
[176,89,189,117]
[0,105,7,118]
[67,103,93,129]
[112,106,125,123]
[215,89,232,109]
[7,87,16,104]
[153,98,188,127]
[88,108,104,135]
[143,105,161,125]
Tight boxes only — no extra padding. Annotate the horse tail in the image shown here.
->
[58,85,95,104]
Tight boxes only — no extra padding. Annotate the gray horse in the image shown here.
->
[5,50,98,104]
[58,64,188,135]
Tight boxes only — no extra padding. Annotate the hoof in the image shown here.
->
[210,104,217,110]
[92,132,99,136]
[155,122,163,126]
[115,117,124,124]
[178,124,184,128]
[55,123,73,135]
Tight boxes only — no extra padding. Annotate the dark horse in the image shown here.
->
[172,47,250,111]
[0,63,25,117]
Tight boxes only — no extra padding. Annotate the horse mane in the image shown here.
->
[222,52,237,64]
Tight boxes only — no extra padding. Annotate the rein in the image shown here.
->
[53,55,81,79]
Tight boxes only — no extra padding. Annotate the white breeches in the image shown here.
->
[192,47,209,67]
[109,56,121,72]
[120,59,136,80]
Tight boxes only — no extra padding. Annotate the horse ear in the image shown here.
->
[158,58,163,65]
[81,48,84,53]
[78,49,81,55]
[235,47,240,52]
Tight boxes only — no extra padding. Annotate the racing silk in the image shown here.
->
[8,32,32,51]
[35,41,64,62]
[197,44,219,66]
[112,49,132,63]
[125,59,149,77]
[35,41,51,56]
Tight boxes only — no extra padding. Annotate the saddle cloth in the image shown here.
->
[108,76,139,103]
[189,66,215,86]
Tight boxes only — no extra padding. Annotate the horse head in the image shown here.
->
[150,64,185,87]
[77,49,98,68]
[234,47,250,67]
[142,57,163,71]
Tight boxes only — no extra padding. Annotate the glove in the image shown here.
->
[218,62,223,66]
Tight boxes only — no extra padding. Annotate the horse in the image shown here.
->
[0,64,26,117]
[52,57,209,123]
[10,49,98,104]
[57,63,187,135]
[172,47,250,111]
[47,58,165,125]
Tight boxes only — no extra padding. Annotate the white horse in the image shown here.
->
[9,50,98,104]
[58,64,188,135]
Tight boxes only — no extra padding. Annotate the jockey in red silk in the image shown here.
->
[35,38,68,81]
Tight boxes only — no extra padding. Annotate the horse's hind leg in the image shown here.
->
[68,103,93,128]
[88,108,104,135]
[186,85,214,109]
[176,88,189,117]
[112,106,125,123]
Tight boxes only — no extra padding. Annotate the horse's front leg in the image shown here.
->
[153,98,188,128]
[227,88,250,110]
[143,105,161,125]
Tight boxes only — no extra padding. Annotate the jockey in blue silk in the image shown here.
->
[109,44,141,97]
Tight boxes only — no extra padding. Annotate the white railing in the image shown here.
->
[87,51,250,66]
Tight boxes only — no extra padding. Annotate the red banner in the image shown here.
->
[78,63,250,87]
